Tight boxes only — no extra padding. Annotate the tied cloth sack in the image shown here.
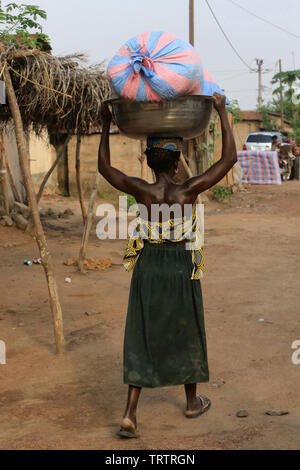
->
[107,31,227,102]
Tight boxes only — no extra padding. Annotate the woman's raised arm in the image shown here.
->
[182,93,237,199]
[98,103,148,197]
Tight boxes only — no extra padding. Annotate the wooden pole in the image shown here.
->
[180,152,193,178]
[6,160,22,203]
[151,169,156,183]
[256,58,263,108]
[78,168,100,273]
[3,65,65,354]
[203,128,210,173]
[189,0,195,46]
[139,140,148,181]
[36,135,71,204]
[0,129,10,214]
[279,59,284,131]
[75,134,87,225]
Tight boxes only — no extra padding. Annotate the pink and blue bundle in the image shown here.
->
[107,31,227,102]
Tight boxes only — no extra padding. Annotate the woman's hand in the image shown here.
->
[100,102,112,126]
[212,92,226,114]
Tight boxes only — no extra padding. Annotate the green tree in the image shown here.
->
[226,98,242,123]
[0,1,49,48]
[258,105,278,131]
[272,70,300,120]
[260,70,300,144]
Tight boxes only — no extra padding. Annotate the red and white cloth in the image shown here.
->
[237,150,282,185]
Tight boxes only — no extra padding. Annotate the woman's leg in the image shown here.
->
[185,383,211,413]
[123,385,142,427]
[185,383,199,411]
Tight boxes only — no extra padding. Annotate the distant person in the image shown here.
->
[271,135,280,151]
[281,134,300,155]
[98,93,237,439]
[286,135,299,156]
[282,135,289,144]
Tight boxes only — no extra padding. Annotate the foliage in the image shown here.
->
[198,140,215,155]
[98,190,119,201]
[125,194,137,211]
[261,69,300,145]
[0,1,50,48]
[196,117,222,169]
[98,190,106,199]
[258,105,278,131]
[46,207,55,216]
[272,70,300,95]
[268,94,293,121]
[212,185,232,200]
[226,99,242,123]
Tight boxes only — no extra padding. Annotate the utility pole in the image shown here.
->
[189,0,194,46]
[279,59,284,130]
[256,58,263,108]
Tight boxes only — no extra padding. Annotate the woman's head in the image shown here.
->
[145,147,180,174]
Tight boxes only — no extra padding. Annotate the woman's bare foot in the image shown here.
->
[184,384,211,418]
[117,385,141,438]
[185,395,211,418]
[117,416,139,439]
[123,412,137,430]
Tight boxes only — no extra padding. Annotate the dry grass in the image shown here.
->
[0,44,111,135]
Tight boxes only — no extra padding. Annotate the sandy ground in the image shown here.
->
[0,182,300,450]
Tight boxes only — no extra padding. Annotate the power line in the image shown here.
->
[215,71,249,81]
[209,69,246,73]
[227,0,300,40]
[227,89,258,92]
[204,0,253,71]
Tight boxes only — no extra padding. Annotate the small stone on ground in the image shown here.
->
[265,410,289,416]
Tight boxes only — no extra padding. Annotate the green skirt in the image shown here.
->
[124,241,209,388]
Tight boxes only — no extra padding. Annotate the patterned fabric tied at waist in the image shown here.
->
[123,205,204,280]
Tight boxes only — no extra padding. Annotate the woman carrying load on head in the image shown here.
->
[98,92,237,438]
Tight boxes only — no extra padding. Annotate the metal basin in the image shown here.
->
[107,95,213,140]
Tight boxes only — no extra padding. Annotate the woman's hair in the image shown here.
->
[145,147,180,173]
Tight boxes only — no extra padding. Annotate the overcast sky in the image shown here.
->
[20,0,300,109]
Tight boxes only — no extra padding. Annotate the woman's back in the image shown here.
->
[135,178,195,223]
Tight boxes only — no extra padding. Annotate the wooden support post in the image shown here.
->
[203,127,210,173]
[75,134,87,224]
[78,168,100,273]
[180,152,193,178]
[139,140,148,181]
[6,160,22,203]
[36,135,71,204]
[3,65,65,354]
[151,169,156,183]
[0,130,10,214]
[279,59,284,131]
[55,135,69,196]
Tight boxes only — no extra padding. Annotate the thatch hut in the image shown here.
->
[0,44,110,134]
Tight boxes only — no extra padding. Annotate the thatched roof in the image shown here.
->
[0,43,111,135]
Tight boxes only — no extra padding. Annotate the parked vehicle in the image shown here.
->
[243,132,283,151]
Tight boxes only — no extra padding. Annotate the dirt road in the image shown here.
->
[0,182,299,450]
